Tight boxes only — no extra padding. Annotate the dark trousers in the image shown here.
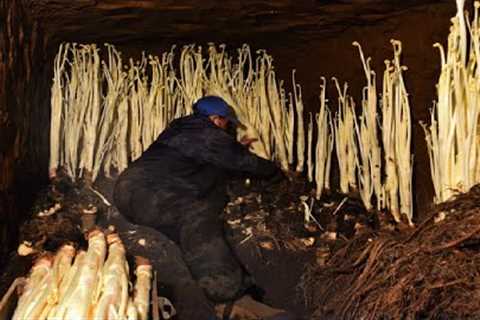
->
[97,207,216,320]
[113,169,248,304]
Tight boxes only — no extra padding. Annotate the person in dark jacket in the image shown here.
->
[113,96,286,316]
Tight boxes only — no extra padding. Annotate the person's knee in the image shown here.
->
[198,270,244,303]
[113,179,157,225]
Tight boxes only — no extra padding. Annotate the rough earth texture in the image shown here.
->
[3,172,480,319]
[0,171,374,319]
[304,185,480,319]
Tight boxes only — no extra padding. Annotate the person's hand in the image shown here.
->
[264,168,287,186]
[239,136,258,147]
[271,162,297,182]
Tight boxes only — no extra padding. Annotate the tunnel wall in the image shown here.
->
[0,0,50,269]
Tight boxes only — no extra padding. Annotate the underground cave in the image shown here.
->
[2,0,480,319]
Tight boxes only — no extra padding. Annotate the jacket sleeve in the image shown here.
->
[186,129,279,178]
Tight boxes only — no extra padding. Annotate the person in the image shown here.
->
[113,96,294,319]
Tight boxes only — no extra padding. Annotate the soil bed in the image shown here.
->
[0,172,371,318]
[303,185,480,319]
[5,172,478,319]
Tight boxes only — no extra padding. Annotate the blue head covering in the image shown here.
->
[193,96,240,125]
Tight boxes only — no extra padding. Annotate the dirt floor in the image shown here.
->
[3,172,480,319]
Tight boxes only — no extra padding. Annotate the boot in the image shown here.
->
[215,295,297,320]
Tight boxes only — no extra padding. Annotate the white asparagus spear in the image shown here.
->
[63,230,107,320]
[13,256,53,320]
[293,71,306,172]
[134,257,152,320]
[49,43,70,178]
[307,113,314,182]
[49,244,76,304]
[93,233,130,319]
[50,250,86,319]
[332,77,358,194]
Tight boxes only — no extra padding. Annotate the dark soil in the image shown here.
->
[0,171,377,319]
[224,175,376,318]
[6,170,480,319]
[303,185,480,319]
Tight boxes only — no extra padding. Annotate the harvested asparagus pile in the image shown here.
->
[12,230,152,320]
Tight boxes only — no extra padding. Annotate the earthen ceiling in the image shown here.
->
[26,0,450,43]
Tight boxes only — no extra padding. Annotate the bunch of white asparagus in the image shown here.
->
[306,77,334,199]
[49,41,416,221]
[332,41,413,223]
[12,231,152,320]
[352,42,383,212]
[50,44,185,182]
[422,0,480,204]
[178,44,301,171]
[50,44,102,180]
[381,40,413,224]
[333,77,359,195]
[50,43,308,183]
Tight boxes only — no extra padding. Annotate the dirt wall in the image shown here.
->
[0,0,50,269]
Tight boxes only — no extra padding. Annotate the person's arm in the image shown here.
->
[191,129,279,178]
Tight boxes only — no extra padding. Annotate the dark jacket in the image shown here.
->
[113,114,277,305]
[123,114,279,199]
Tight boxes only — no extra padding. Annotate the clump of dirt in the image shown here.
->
[223,175,377,317]
[225,175,376,252]
[302,184,480,320]
[17,172,108,253]
[0,171,103,298]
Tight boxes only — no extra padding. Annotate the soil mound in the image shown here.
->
[10,171,480,319]
[0,172,374,319]
[303,185,480,319]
